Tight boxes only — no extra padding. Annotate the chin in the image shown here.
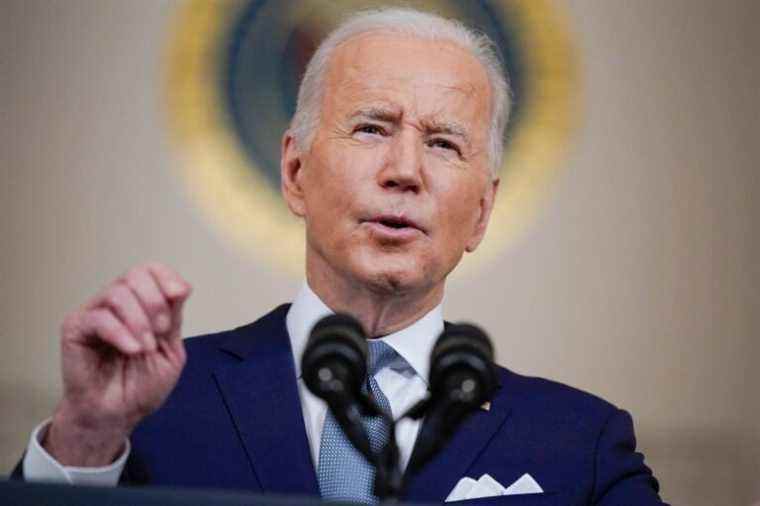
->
[353,254,435,296]
[367,271,418,294]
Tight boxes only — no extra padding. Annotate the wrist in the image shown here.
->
[44,403,131,467]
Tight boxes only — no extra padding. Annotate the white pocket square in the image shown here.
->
[445,473,543,501]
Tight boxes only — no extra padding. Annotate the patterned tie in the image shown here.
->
[318,340,398,504]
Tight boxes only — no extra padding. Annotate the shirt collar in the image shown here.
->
[287,282,443,385]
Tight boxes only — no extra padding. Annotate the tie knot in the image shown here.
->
[367,340,397,376]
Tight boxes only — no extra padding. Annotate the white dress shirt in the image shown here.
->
[23,283,443,486]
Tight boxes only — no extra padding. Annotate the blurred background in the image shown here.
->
[1,1,758,504]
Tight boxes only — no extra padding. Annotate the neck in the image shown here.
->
[306,261,444,338]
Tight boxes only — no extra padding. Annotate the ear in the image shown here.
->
[465,177,500,252]
[280,131,306,217]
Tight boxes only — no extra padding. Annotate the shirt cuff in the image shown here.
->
[22,419,130,486]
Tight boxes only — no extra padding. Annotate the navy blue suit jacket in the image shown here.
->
[16,304,665,505]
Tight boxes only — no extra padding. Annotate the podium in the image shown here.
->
[0,480,436,506]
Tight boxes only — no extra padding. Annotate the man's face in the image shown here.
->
[282,32,498,295]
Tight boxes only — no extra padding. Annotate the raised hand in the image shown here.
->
[43,263,192,467]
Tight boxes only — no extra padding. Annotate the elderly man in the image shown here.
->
[15,8,665,505]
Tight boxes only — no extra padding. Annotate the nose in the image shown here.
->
[377,129,423,193]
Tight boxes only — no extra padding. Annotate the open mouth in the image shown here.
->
[367,214,424,231]
[377,217,413,229]
[362,214,426,239]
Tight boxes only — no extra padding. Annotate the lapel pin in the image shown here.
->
[481,401,491,411]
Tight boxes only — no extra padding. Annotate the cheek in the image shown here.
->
[303,147,371,231]
[318,142,386,192]
[434,179,484,232]
[305,150,344,203]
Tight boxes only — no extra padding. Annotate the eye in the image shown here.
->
[427,138,461,155]
[354,124,387,136]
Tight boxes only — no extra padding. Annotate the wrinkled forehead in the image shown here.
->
[322,32,492,138]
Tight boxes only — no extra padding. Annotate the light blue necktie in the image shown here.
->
[317,340,398,504]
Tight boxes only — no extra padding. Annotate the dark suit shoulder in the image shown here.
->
[494,365,619,425]
[180,303,292,370]
[141,303,292,419]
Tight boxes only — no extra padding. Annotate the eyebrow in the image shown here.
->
[349,106,401,123]
[421,118,471,146]
[348,107,472,146]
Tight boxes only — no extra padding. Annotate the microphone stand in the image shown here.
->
[367,381,483,501]
[373,413,402,502]
[363,393,402,502]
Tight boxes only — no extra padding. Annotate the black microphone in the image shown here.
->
[407,323,498,474]
[301,313,374,459]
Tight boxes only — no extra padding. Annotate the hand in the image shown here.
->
[43,262,192,467]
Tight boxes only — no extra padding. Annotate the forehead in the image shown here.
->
[322,32,492,134]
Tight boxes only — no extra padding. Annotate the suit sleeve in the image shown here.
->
[592,408,668,505]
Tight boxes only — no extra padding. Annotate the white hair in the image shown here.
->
[289,7,512,178]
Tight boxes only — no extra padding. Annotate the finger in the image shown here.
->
[164,295,189,342]
[123,267,172,335]
[99,283,156,352]
[146,262,192,303]
[158,334,186,370]
[81,308,142,355]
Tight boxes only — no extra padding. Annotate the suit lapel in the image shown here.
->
[213,305,320,496]
[404,380,512,502]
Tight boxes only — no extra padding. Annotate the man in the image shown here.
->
[14,8,666,505]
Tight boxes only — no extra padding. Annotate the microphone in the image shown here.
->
[407,323,498,474]
[301,313,373,458]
